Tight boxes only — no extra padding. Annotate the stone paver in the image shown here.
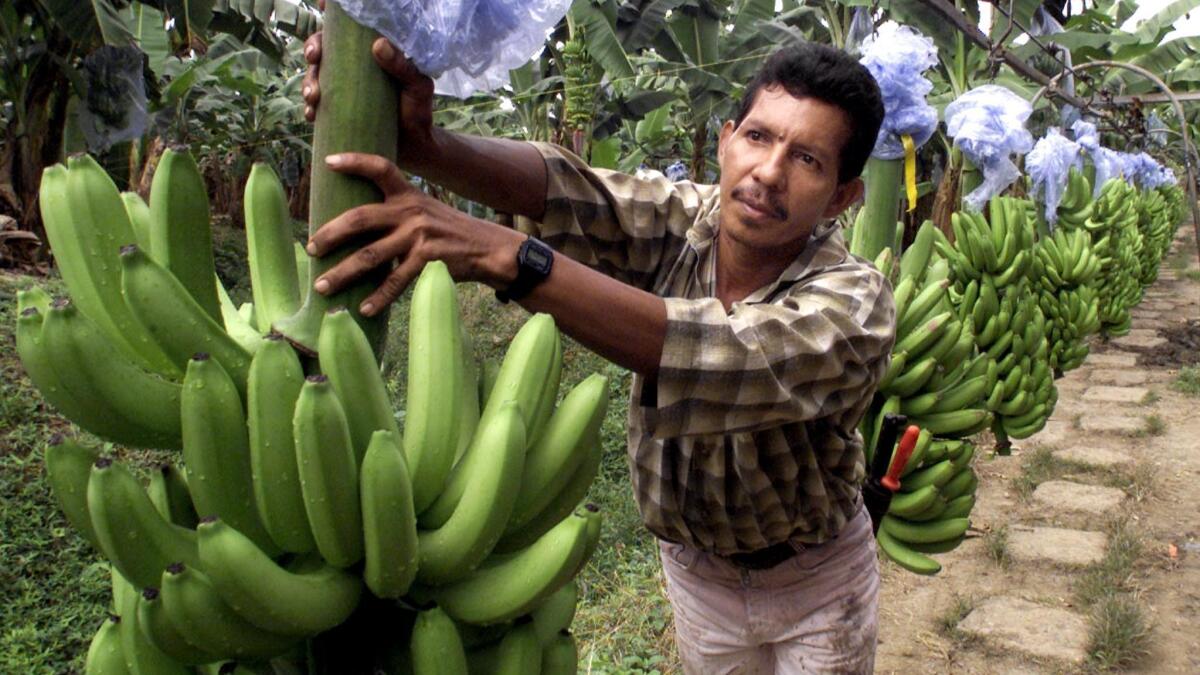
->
[1030,420,1073,448]
[958,596,1089,664]
[1032,480,1126,516]
[1079,415,1146,435]
[1135,318,1172,330]
[1089,369,1149,386]
[1141,301,1176,313]
[1111,334,1169,351]
[1086,353,1138,368]
[1054,445,1133,469]
[1082,385,1151,404]
[1008,525,1107,567]
[1126,328,1163,340]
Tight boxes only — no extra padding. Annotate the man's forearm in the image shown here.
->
[404,129,549,222]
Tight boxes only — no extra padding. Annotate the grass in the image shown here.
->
[984,525,1012,569]
[935,594,977,645]
[1140,414,1167,437]
[1183,269,1200,282]
[1170,365,1200,396]
[1140,389,1160,406]
[1011,447,1084,498]
[1075,520,1152,671]
[1103,461,1157,503]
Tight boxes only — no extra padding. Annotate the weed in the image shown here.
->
[1141,415,1167,437]
[1183,269,1200,282]
[935,594,977,644]
[1071,413,1084,430]
[984,525,1012,569]
[1011,447,1075,498]
[1087,594,1151,671]
[1170,365,1200,396]
[1075,519,1144,609]
[1103,461,1157,502]
[1139,389,1160,406]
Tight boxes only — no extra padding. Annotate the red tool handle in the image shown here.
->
[881,425,920,491]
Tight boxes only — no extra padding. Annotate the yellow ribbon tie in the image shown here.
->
[902,134,918,213]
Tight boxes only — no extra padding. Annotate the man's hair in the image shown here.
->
[733,43,884,184]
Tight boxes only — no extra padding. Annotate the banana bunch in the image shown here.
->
[1073,178,1144,337]
[866,222,994,462]
[1033,227,1102,372]
[1136,188,1172,288]
[936,197,1057,441]
[1053,167,1094,229]
[876,433,977,575]
[29,152,607,672]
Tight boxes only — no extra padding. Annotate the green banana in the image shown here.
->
[293,242,310,305]
[136,588,220,666]
[216,277,265,355]
[897,279,949,336]
[434,511,593,625]
[247,333,314,553]
[120,191,154,253]
[907,536,966,554]
[541,630,577,674]
[411,606,470,675]
[941,494,976,519]
[147,463,199,529]
[417,401,526,585]
[884,355,938,398]
[40,159,179,377]
[887,485,939,518]
[182,354,276,554]
[495,436,602,554]
[41,299,184,449]
[243,162,301,332]
[115,570,191,675]
[360,429,419,599]
[121,246,251,398]
[85,614,130,675]
[506,374,609,536]
[404,261,466,513]
[293,374,363,568]
[880,515,970,544]
[908,409,992,437]
[925,374,990,415]
[197,518,362,636]
[159,563,298,661]
[421,314,560,527]
[893,311,953,360]
[148,147,221,323]
[899,458,956,492]
[876,528,940,575]
[44,436,103,550]
[899,220,937,282]
[489,621,543,674]
[531,579,577,646]
[317,307,402,466]
[87,458,201,590]
[455,325,482,465]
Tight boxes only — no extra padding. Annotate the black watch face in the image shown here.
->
[522,241,553,273]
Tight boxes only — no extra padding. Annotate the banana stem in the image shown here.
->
[960,157,983,208]
[851,157,904,261]
[274,1,399,360]
[991,417,1011,456]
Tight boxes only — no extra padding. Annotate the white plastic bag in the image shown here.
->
[944,85,1033,211]
[1026,128,1082,226]
[336,0,573,98]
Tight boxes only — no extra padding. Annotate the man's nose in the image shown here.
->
[751,148,787,189]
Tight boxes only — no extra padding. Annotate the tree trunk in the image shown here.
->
[689,117,708,182]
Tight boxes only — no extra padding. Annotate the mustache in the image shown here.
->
[731,187,788,220]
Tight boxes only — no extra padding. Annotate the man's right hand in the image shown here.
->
[301,1,438,171]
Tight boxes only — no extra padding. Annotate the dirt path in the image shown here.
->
[875,227,1200,675]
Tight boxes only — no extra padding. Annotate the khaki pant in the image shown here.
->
[659,504,879,674]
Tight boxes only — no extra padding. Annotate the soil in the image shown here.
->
[875,228,1200,675]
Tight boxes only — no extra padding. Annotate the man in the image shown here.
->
[303,31,892,673]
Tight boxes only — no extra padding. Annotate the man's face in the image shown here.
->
[717,87,863,257]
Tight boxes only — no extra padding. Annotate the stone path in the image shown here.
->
[876,227,1200,673]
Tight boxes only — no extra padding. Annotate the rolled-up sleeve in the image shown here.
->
[642,265,895,440]
[505,143,718,291]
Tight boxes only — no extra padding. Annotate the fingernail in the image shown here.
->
[305,105,313,118]
[376,40,394,61]
[360,302,375,316]
[306,242,317,255]
[305,44,314,58]
[314,278,330,294]
[302,85,311,98]
[325,154,343,167]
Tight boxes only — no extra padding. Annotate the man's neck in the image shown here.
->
[714,232,807,311]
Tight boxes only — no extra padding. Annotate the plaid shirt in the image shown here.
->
[510,143,895,555]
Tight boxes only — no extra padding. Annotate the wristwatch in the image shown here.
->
[495,236,554,303]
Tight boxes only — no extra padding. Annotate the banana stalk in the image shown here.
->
[851,157,904,262]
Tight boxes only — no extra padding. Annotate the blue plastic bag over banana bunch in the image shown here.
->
[1072,119,1121,197]
[858,24,939,161]
[1123,152,1170,190]
[844,7,875,57]
[1147,111,1168,147]
[944,85,1033,212]
[79,45,149,153]
[1026,128,1083,227]
[335,0,573,99]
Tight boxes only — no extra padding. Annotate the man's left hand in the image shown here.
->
[306,152,521,316]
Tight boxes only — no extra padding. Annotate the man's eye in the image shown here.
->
[747,130,763,141]
[794,151,815,165]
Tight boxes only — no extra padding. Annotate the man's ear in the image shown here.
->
[823,176,865,218]
[717,120,735,165]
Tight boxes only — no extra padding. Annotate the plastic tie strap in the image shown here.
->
[902,134,918,212]
[1026,128,1082,226]
[860,24,939,161]
[336,0,574,99]
[944,84,1034,212]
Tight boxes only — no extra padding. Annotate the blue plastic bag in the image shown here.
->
[80,45,149,153]
[1147,111,1168,147]
[859,24,939,160]
[944,85,1033,211]
[845,8,875,56]
[1124,152,1169,190]
[1026,128,1082,226]
[336,0,573,98]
